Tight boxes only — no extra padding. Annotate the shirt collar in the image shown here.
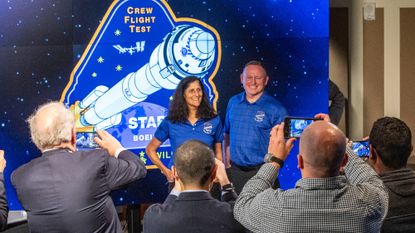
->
[176,190,212,201]
[43,147,73,154]
[184,118,204,126]
[182,189,209,193]
[295,176,347,190]
[239,91,268,104]
[380,168,415,182]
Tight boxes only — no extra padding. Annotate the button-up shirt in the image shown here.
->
[234,147,389,233]
[225,92,287,166]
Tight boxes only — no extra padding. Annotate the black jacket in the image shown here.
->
[143,190,245,233]
[381,168,415,233]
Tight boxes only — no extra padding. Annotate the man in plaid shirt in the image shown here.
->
[234,115,388,233]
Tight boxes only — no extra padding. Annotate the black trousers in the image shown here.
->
[227,163,280,194]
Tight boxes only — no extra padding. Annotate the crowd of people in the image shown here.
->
[0,61,413,233]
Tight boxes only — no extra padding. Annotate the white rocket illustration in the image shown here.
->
[77,24,216,130]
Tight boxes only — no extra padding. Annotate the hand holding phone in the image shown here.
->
[94,130,123,156]
[76,132,100,149]
[283,117,321,138]
[268,123,296,161]
[314,113,331,122]
[350,140,370,158]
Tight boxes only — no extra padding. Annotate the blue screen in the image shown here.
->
[0,0,329,209]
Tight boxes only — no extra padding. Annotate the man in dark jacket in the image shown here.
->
[143,140,245,233]
[12,102,147,233]
[367,117,415,233]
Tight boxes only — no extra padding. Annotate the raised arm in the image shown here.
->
[343,146,389,221]
[234,124,295,231]
[95,130,147,189]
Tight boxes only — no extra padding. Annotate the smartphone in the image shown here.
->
[76,132,100,149]
[351,140,370,158]
[284,117,321,138]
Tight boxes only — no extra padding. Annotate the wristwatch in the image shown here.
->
[264,153,284,168]
[221,183,234,192]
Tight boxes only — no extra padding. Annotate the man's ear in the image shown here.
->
[240,73,244,85]
[368,145,385,174]
[172,166,178,178]
[264,75,269,86]
[71,128,76,146]
[340,153,349,167]
[298,154,304,169]
[172,166,182,183]
[369,145,377,161]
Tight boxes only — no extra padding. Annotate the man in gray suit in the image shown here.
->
[234,117,389,232]
[11,102,147,233]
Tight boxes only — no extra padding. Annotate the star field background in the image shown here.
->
[0,0,328,210]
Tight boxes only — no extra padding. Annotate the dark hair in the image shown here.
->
[174,140,215,186]
[370,117,413,169]
[243,60,268,76]
[168,76,216,123]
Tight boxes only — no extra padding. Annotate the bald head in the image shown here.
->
[299,121,346,177]
[27,102,74,151]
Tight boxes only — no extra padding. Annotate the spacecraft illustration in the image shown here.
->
[72,25,217,131]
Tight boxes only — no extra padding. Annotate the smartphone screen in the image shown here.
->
[351,140,370,158]
[76,132,99,149]
[284,117,319,138]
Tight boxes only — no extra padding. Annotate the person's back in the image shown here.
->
[366,117,415,233]
[143,140,245,233]
[145,191,241,233]
[381,168,415,232]
[11,102,146,233]
[12,149,125,232]
[253,159,385,232]
[234,119,388,233]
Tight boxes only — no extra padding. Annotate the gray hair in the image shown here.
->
[27,101,74,150]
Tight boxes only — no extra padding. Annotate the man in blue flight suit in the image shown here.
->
[224,60,287,193]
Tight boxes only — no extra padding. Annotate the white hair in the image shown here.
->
[27,101,74,151]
